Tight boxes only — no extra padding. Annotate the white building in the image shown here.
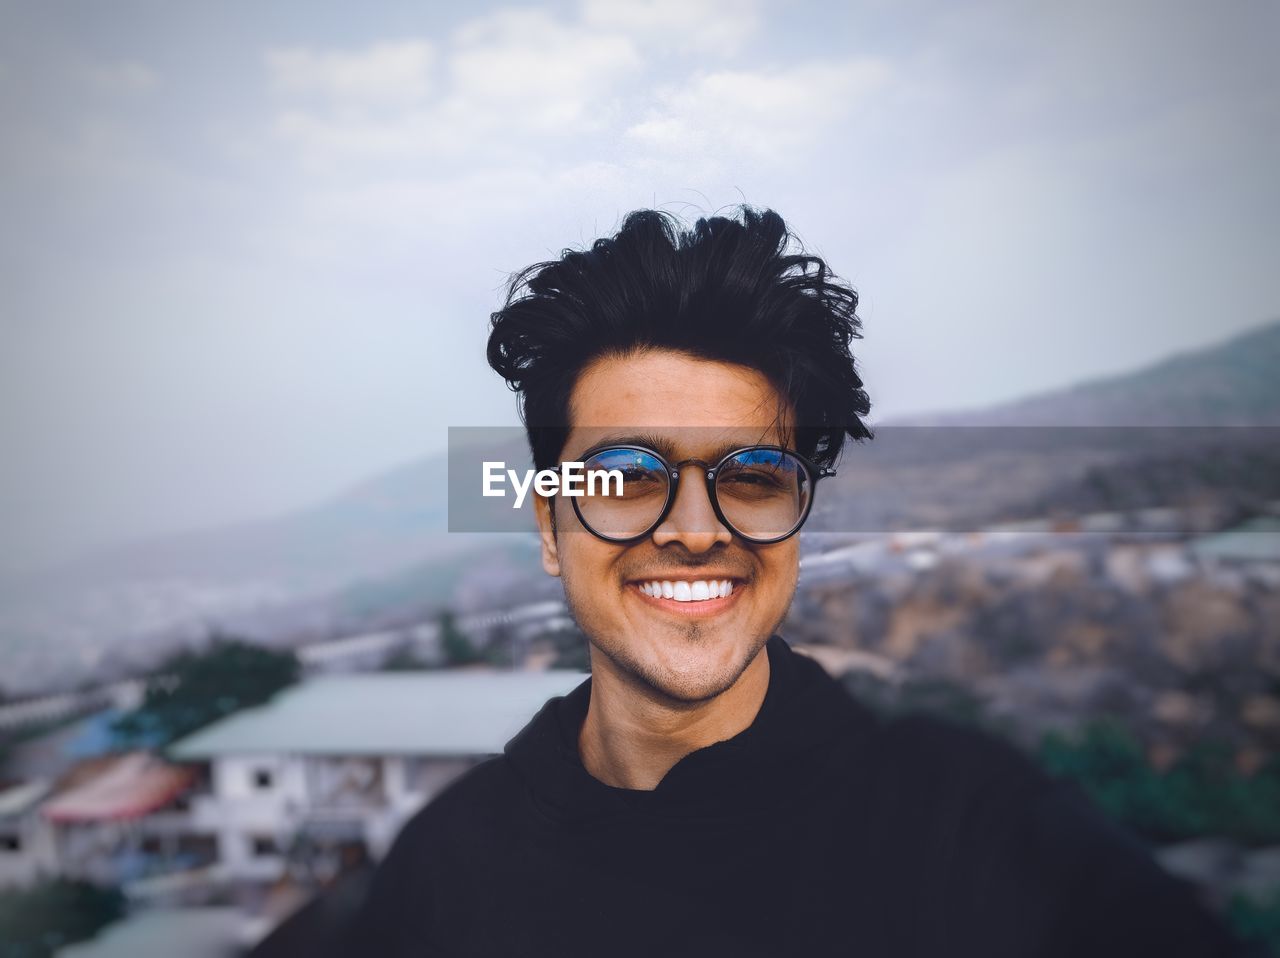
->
[37,752,207,886]
[2,751,205,890]
[0,780,56,888]
[169,670,584,884]
[1190,515,1280,586]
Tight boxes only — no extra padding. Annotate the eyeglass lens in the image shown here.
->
[575,447,812,541]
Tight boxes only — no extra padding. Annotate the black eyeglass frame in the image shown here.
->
[561,443,836,545]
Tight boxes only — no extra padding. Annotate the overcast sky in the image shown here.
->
[1,0,1277,576]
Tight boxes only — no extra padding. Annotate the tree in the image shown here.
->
[1037,720,1170,835]
[1037,720,1280,844]
[439,611,483,667]
[1227,888,1280,957]
[381,641,430,672]
[112,633,300,748]
[0,878,126,958]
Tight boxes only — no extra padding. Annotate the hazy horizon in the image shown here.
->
[2,0,1278,576]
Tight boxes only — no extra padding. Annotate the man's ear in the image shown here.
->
[533,493,561,577]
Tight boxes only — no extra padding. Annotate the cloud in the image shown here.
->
[255,4,893,254]
[267,41,435,107]
[581,0,761,55]
[265,11,645,168]
[626,59,893,164]
[449,7,641,123]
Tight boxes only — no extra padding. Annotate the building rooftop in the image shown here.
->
[169,670,587,760]
[42,753,196,823]
[58,907,241,958]
[0,779,50,820]
[1191,516,1280,564]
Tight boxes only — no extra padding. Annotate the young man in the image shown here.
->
[345,209,1248,956]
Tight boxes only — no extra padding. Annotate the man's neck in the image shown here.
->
[577,646,771,791]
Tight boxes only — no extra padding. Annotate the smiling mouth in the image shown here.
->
[636,579,734,602]
[627,577,745,617]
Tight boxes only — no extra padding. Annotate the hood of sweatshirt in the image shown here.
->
[503,635,874,825]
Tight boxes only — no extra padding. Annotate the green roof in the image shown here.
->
[59,907,240,958]
[1191,516,1280,563]
[168,670,586,760]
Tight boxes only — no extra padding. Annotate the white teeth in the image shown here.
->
[638,579,736,602]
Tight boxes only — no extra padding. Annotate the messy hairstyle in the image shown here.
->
[486,207,873,471]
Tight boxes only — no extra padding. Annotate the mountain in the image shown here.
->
[0,455,496,693]
[889,319,1280,427]
[814,319,1280,535]
[3,320,1278,694]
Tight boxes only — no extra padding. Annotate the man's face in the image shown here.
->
[533,348,800,704]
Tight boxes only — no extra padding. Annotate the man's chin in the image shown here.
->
[645,669,741,706]
[593,632,766,706]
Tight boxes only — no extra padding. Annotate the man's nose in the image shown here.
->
[650,466,733,552]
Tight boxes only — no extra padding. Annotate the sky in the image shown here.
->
[1,0,1277,576]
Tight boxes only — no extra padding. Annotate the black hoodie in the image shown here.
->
[341,636,1249,957]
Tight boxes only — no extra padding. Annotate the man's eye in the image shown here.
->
[724,470,786,489]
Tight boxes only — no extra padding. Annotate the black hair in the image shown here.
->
[486,206,872,471]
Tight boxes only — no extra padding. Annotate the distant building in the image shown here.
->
[0,680,143,734]
[1191,516,1280,566]
[0,780,56,888]
[40,752,207,885]
[1,751,203,890]
[168,671,585,884]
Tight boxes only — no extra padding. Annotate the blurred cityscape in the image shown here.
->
[2,320,1280,954]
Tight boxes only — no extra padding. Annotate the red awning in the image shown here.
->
[42,753,196,824]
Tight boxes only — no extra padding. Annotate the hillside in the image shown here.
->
[892,319,1280,427]
[3,319,1278,693]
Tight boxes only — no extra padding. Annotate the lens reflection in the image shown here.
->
[716,449,809,540]
[577,448,669,540]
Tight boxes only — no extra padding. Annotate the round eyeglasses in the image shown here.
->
[563,444,836,544]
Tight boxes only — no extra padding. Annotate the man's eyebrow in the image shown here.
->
[578,432,776,462]
[580,433,680,459]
